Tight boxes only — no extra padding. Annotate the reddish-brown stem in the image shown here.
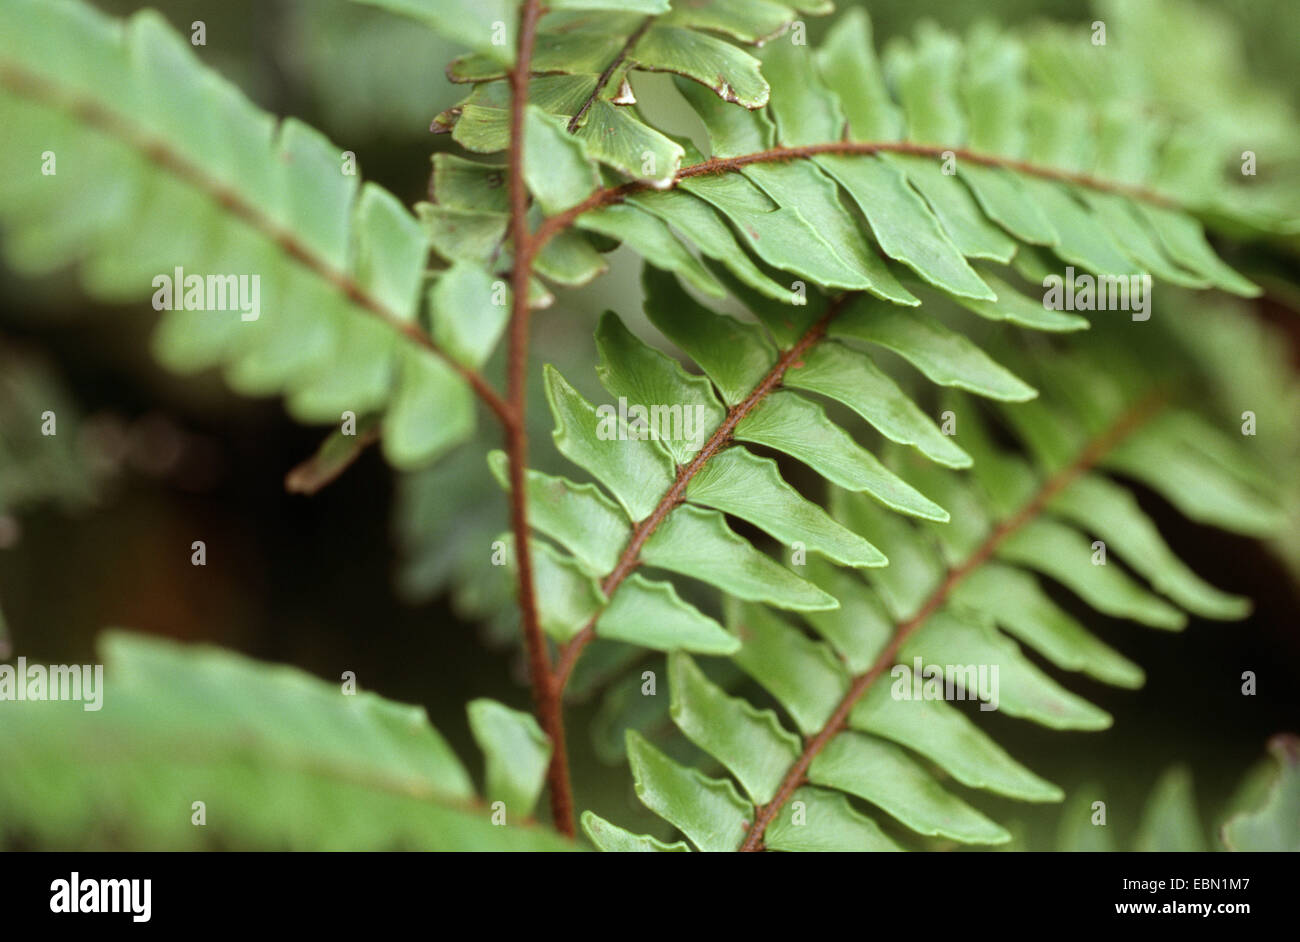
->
[533,140,1178,255]
[566,17,655,132]
[736,392,1167,851]
[503,0,576,838]
[554,299,847,693]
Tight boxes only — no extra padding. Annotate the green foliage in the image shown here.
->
[588,321,1286,848]
[0,347,99,518]
[0,632,570,849]
[286,0,469,137]
[1221,735,1300,852]
[424,0,818,184]
[0,0,479,472]
[1133,767,1207,852]
[1055,738,1300,852]
[0,0,1298,852]
[467,698,552,816]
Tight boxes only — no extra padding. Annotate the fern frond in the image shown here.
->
[424,5,1288,330]
[402,11,1291,665]
[0,631,570,850]
[425,2,1299,730]
[383,3,1297,846]
[0,0,502,470]
[1161,294,1300,579]
[419,0,825,185]
[415,8,1279,584]
[1055,737,1300,852]
[587,327,1283,850]
[1032,0,1300,233]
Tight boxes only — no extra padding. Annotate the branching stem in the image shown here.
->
[555,298,848,692]
[736,392,1167,851]
[533,140,1178,254]
[3,41,1193,847]
[545,142,1181,697]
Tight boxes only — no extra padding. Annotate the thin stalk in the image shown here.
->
[737,393,1167,851]
[533,140,1178,254]
[555,300,847,692]
[504,0,576,838]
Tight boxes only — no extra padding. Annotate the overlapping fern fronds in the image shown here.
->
[0,0,1297,852]
[454,5,1288,688]
[582,312,1285,851]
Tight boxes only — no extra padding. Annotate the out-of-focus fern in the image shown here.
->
[1053,736,1300,852]
[0,347,99,519]
[1161,294,1300,581]
[1220,735,1300,852]
[286,0,470,138]
[0,0,490,473]
[0,346,107,654]
[0,631,571,850]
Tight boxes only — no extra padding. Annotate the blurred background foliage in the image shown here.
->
[1,0,1298,849]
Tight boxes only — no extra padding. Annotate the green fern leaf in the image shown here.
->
[580,810,689,852]
[765,787,901,852]
[590,330,1282,849]
[1133,766,1206,852]
[467,698,552,817]
[4,0,1296,857]
[0,0,483,471]
[429,0,823,185]
[0,633,571,850]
